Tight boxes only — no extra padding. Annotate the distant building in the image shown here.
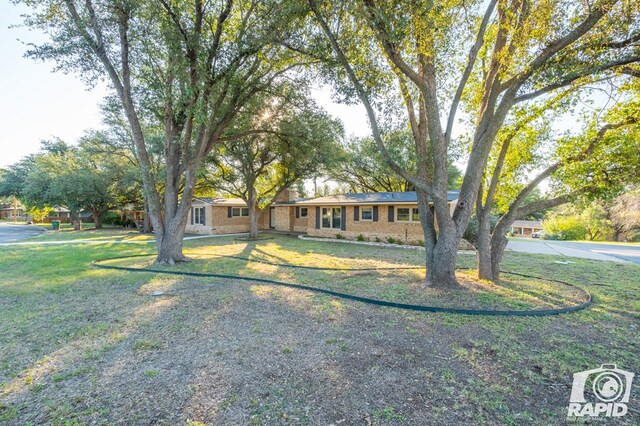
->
[0,200,25,221]
[510,220,543,237]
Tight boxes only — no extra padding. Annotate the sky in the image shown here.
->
[0,2,371,169]
[0,3,109,168]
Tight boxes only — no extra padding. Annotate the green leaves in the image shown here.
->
[202,83,343,206]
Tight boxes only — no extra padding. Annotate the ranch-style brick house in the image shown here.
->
[186,190,460,244]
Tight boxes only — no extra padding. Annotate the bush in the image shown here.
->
[356,234,366,242]
[335,234,345,240]
[463,214,500,246]
[101,211,122,225]
[374,236,382,243]
[542,216,586,241]
[627,229,640,242]
[386,237,397,244]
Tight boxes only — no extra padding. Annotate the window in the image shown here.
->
[396,207,410,222]
[396,206,420,222]
[321,207,342,229]
[300,207,308,217]
[193,207,205,225]
[232,207,250,217]
[322,208,331,228]
[361,206,373,221]
[412,208,420,222]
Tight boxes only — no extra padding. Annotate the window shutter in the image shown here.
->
[354,206,359,221]
[296,207,300,218]
[190,208,194,225]
[388,206,394,222]
[202,207,206,226]
[227,207,232,218]
[373,206,378,222]
[315,207,320,229]
[341,206,346,231]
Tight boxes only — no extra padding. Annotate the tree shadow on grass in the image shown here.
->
[3,236,639,424]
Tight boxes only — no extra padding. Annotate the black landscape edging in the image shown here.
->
[91,254,592,317]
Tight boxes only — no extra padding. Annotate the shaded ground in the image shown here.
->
[0,234,638,425]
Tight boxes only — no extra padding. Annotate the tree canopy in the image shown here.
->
[201,85,343,237]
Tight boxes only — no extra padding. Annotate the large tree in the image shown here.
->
[302,0,640,287]
[17,0,309,264]
[202,87,343,238]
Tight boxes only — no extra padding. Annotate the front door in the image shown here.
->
[270,207,276,228]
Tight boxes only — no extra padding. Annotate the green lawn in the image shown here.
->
[25,226,154,242]
[0,233,638,425]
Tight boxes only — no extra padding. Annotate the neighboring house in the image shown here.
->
[186,190,460,244]
[46,206,72,223]
[0,201,26,221]
[510,220,543,237]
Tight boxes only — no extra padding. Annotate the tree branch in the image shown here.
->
[445,0,498,143]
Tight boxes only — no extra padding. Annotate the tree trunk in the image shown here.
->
[476,212,493,280]
[416,189,462,288]
[93,210,103,229]
[488,231,509,281]
[425,234,460,288]
[155,218,189,265]
[248,205,259,239]
[247,187,259,239]
[143,201,151,233]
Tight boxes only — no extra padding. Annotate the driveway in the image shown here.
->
[0,223,47,243]
[507,238,640,264]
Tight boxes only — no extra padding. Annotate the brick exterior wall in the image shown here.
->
[273,206,294,232]
[292,206,309,233]
[185,198,455,242]
[186,204,269,235]
[307,204,426,244]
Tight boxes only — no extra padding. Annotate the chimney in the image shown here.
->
[276,189,298,202]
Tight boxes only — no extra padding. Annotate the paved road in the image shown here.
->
[507,238,640,264]
[0,224,47,244]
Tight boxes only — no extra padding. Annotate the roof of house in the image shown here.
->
[193,197,247,207]
[511,220,542,228]
[192,191,460,208]
[278,191,460,206]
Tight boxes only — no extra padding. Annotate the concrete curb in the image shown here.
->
[298,235,477,255]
